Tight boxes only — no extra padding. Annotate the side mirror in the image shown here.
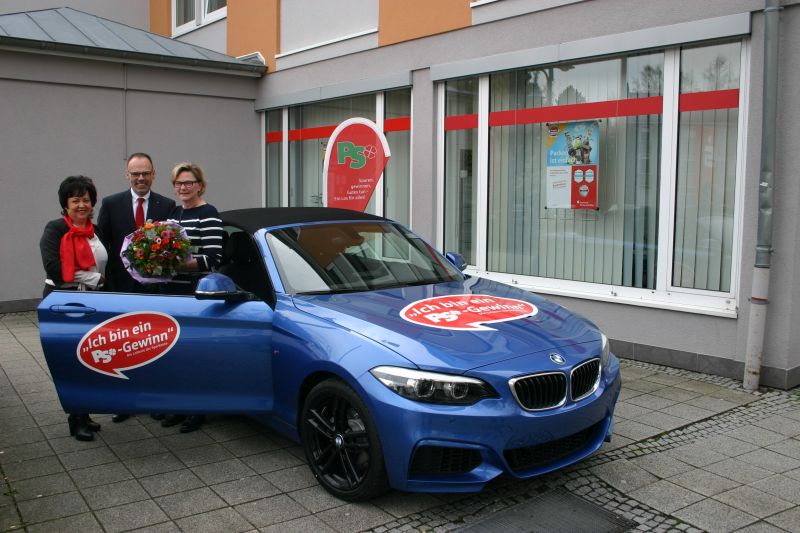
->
[445,252,467,271]
[195,273,249,302]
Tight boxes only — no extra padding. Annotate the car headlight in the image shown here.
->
[600,332,611,368]
[370,366,498,405]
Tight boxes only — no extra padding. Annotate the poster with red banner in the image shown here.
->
[544,120,599,209]
[323,118,391,212]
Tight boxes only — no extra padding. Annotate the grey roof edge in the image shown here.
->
[0,34,265,76]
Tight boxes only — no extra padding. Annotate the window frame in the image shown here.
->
[436,40,749,318]
[172,0,228,37]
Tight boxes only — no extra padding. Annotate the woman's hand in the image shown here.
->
[181,257,199,271]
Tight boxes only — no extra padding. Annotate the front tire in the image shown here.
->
[301,379,389,501]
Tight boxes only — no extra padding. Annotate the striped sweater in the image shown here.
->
[168,203,224,271]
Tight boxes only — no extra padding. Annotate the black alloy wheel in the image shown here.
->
[301,379,388,501]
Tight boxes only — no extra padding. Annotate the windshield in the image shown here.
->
[266,221,462,295]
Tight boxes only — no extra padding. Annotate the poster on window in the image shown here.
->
[545,120,599,209]
[322,118,391,212]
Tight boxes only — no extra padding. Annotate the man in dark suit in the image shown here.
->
[97,152,176,293]
[97,153,176,425]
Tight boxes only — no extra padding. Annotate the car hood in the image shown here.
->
[291,277,600,373]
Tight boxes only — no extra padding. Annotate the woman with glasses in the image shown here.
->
[160,161,224,433]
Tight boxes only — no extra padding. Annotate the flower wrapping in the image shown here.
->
[121,220,192,284]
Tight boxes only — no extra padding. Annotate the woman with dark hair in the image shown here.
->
[39,175,107,441]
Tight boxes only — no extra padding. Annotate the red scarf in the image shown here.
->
[60,216,96,283]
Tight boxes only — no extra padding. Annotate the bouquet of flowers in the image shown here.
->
[121,220,192,283]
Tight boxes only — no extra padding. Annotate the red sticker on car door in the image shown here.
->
[76,311,180,379]
[400,295,537,331]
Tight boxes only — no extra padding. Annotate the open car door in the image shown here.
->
[38,288,273,415]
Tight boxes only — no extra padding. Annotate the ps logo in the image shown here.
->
[549,353,566,365]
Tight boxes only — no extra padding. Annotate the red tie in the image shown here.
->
[135,197,145,228]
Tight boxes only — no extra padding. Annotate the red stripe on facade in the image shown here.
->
[679,89,739,112]
[445,114,478,131]
[384,117,411,132]
[265,116,412,143]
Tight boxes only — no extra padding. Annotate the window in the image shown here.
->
[173,0,227,36]
[263,89,412,225]
[440,41,744,315]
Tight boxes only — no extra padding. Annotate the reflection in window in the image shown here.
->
[487,53,663,289]
[175,0,194,26]
[674,42,740,292]
[444,79,479,265]
[206,0,227,15]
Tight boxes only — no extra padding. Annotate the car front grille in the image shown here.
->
[409,445,482,476]
[510,372,567,410]
[571,358,601,401]
[503,421,603,473]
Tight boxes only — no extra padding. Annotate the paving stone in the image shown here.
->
[191,457,256,485]
[175,507,254,533]
[628,479,705,514]
[26,511,103,533]
[156,486,228,519]
[736,448,800,473]
[140,468,205,497]
[94,500,171,533]
[703,458,776,484]
[666,443,728,467]
[70,460,133,488]
[3,454,63,481]
[17,490,88,524]
[60,445,118,470]
[630,452,694,478]
[159,431,215,451]
[685,395,739,413]
[694,434,760,457]
[0,440,53,465]
[0,426,45,447]
[372,491,446,518]
[288,484,348,513]
[626,393,680,411]
[614,420,663,441]
[724,426,788,447]
[733,521,792,533]
[674,498,758,533]
[110,437,169,460]
[175,443,235,467]
[765,507,800,533]
[751,415,800,437]
[631,411,689,431]
[259,515,338,533]
[124,452,185,477]
[263,464,319,492]
[624,380,668,394]
[766,438,800,460]
[49,434,106,454]
[614,402,653,420]
[668,469,741,497]
[211,475,281,506]
[80,478,150,510]
[659,402,718,422]
[713,485,793,518]
[10,471,76,501]
[121,522,181,533]
[221,434,282,457]
[241,448,305,474]
[591,459,659,492]
[235,494,310,527]
[317,502,395,533]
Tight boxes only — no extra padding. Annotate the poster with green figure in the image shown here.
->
[544,120,599,209]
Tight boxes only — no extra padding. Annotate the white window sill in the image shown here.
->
[466,268,739,318]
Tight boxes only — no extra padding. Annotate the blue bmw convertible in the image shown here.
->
[38,207,621,501]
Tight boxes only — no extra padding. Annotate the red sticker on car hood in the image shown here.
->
[77,311,180,379]
[400,295,537,331]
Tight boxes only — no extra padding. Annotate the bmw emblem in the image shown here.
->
[549,353,566,365]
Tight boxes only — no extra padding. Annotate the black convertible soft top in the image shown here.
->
[221,207,388,234]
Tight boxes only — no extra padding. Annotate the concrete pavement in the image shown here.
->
[1,311,798,532]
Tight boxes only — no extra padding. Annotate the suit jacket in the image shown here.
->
[97,189,175,292]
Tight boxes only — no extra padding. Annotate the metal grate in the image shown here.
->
[409,445,482,476]
[571,358,601,401]
[503,421,602,473]
[510,372,567,411]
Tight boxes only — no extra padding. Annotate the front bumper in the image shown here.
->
[363,354,621,493]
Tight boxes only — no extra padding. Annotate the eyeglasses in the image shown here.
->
[173,180,198,189]
[127,171,153,178]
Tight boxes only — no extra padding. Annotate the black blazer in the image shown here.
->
[97,190,176,293]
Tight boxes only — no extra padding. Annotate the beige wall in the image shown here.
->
[379,0,471,46]
[228,0,280,72]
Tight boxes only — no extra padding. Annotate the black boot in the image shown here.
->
[85,416,101,432]
[67,414,94,441]
[180,415,205,433]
